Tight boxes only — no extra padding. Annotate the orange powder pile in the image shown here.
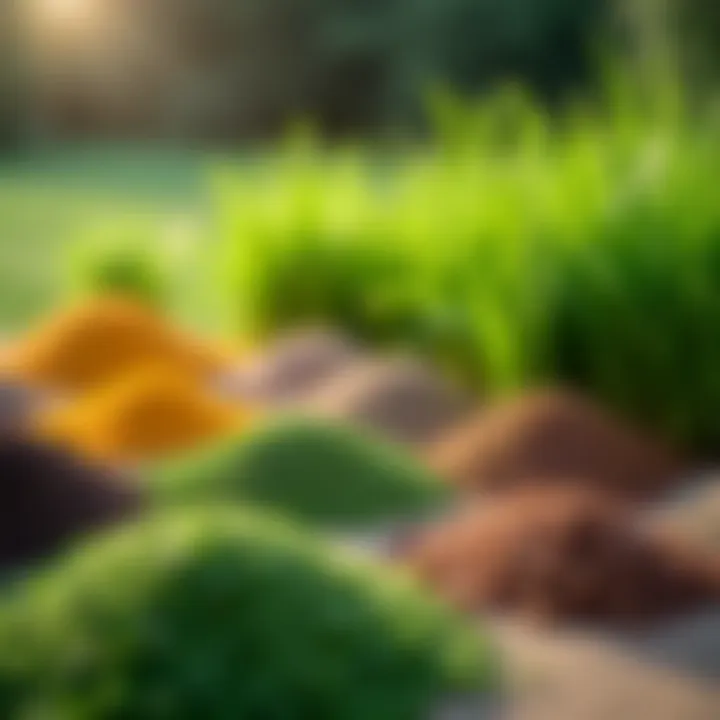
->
[4,296,228,392]
[36,366,244,463]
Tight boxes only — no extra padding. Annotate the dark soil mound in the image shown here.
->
[233,329,362,405]
[408,487,719,627]
[429,389,680,500]
[0,437,141,572]
[303,358,474,446]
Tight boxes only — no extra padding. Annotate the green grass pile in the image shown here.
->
[0,508,495,719]
[151,417,449,526]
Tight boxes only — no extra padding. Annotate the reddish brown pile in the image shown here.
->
[408,487,718,626]
[302,357,474,446]
[429,389,680,500]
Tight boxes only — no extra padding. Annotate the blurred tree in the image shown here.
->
[0,0,22,153]
[28,0,614,139]
[674,0,720,84]
[397,0,608,114]
[617,0,720,111]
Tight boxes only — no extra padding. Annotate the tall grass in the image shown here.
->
[212,80,720,452]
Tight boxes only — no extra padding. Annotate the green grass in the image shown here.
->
[0,143,213,331]
[3,80,720,452]
[211,84,720,452]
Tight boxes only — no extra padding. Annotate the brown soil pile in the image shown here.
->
[302,357,474,446]
[408,487,719,626]
[429,389,680,500]
[0,437,141,572]
[235,329,362,405]
[3,296,226,392]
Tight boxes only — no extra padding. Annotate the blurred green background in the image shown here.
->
[2,0,720,451]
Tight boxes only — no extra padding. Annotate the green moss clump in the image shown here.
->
[151,417,449,526]
[0,508,495,719]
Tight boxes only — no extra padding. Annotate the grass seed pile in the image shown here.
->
[151,417,449,526]
[0,508,496,720]
[301,357,474,447]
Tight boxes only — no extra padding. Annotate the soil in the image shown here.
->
[229,328,363,405]
[407,486,719,627]
[428,389,681,501]
[0,437,142,573]
[300,357,474,446]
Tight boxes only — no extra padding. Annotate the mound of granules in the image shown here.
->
[0,437,140,573]
[0,508,494,720]
[408,487,719,626]
[3,296,227,391]
[429,389,680,500]
[36,365,243,463]
[233,328,362,405]
[302,357,474,446]
[151,416,449,526]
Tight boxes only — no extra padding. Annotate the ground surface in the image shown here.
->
[491,613,720,720]
[341,518,720,720]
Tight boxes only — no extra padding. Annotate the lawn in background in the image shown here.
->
[0,143,213,332]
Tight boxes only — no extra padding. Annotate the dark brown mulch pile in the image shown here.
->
[233,329,362,406]
[407,487,719,627]
[0,436,142,573]
[428,389,681,501]
[301,358,474,446]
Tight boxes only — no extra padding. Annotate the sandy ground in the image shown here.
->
[430,600,720,720]
[338,527,720,720]
[485,612,720,720]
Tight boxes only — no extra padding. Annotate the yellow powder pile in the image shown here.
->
[36,365,245,463]
[4,296,228,392]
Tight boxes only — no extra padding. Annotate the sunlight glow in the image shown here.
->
[35,0,102,30]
